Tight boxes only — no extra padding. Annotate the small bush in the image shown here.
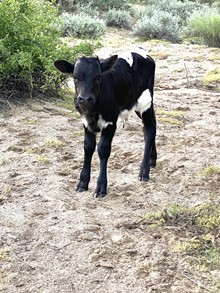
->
[185,9,220,47]
[133,11,180,42]
[133,0,203,42]
[105,8,132,29]
[147,0,202,23]
[60,12,107,38]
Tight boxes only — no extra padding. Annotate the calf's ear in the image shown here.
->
[100,55,118,73]
[54,60,74,74]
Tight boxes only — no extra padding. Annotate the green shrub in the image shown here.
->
[0,0,96,100]
[146,0,202,23]
[133,0,203,41]
[133,11,180,41]
[185,9,220,47]
[105,8,132,29]
[60,12,107,38]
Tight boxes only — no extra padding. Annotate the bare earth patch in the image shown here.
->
[1,29,220,292]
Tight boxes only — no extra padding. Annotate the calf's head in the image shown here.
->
[54,55,118,112]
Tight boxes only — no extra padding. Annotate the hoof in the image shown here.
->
[150,160,156,168]
[94,192,107,198]
[138,176,149,182]
[76,184,88,192]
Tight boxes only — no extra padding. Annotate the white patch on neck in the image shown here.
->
[81,116,88,128]
[81,115,113,131]
[97,115,113,130]
[135,89,152,115]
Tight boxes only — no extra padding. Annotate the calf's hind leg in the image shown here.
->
[139,108,157,181]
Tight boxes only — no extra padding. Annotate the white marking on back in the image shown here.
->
[118,47,148,67]
[134,47,148,59]
[135,89,152,115]
[97,115,113,130]
[118,52,133,67]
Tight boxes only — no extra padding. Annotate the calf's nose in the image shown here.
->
[77,95,93,104]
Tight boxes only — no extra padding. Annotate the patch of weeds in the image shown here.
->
[173,239,201,253]
[200,164,220,177]
[26,147,35,154]
[0,157,11,165]
[157,108,184,117]
[158,117,183,126]
[146,202,220,230]
[137,261,153,276]
[69,130,84,138]
[0,186,12,203]
[202,68,220,90]
[0,248,9,260]
[20,118,38,125]
[157,108,184,126]
[192,54,204,61]
[7,145,23,153]
[145,202,220,274]
[36,155,49,164]
[208,55,220,62]
[150,52,169,60]
[44,138,65,148]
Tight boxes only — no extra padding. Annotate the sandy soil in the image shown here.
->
[1,30,220,293]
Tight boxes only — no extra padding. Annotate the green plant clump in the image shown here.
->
[185,8,220,47]
[146,202,220,231]
[60,12,107,38]
[0,0,96,100]
[200,164,220,176]
[105,8,132,29]
[133,0,202,41]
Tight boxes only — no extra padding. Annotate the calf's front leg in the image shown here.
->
[94,124,116,198]
[76,127,96,192]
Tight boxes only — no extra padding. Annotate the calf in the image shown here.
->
[54,48,157,198]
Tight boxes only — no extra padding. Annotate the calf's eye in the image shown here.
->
[73,75,80,82]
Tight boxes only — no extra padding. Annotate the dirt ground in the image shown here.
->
[1,30,220,293]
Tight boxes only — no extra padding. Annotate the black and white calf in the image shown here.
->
[54,48,157,198]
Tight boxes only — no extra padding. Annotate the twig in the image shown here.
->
[184,62,190,86]
[181,271,211,292]
[171,258,212,292]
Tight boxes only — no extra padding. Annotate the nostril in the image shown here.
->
[78,96,83,103]
[78,96,93,105]
[87,96,93,103]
